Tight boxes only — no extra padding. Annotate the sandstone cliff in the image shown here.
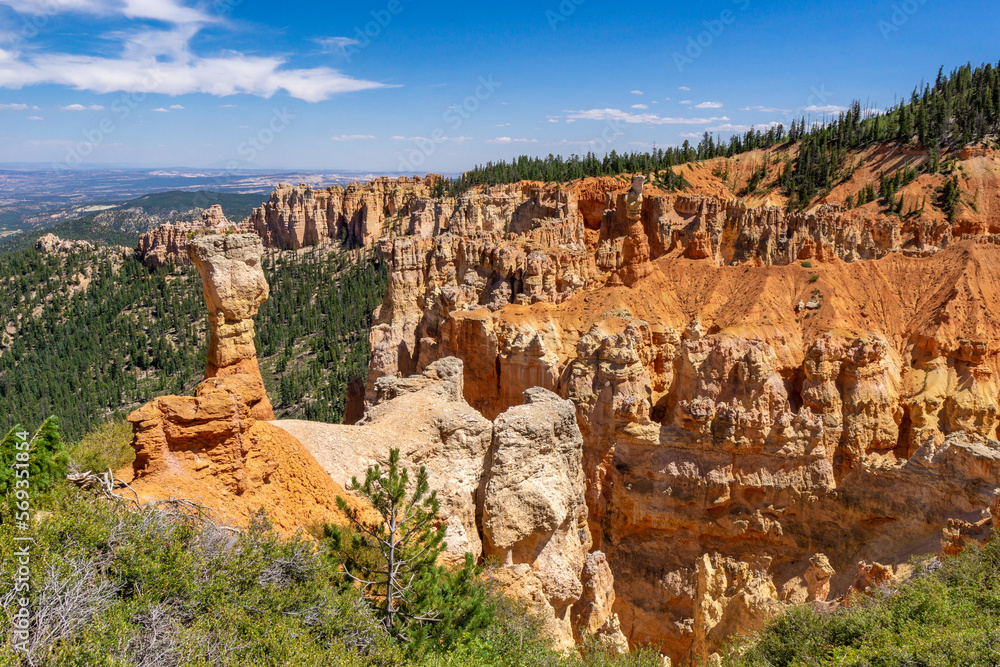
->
[366,168,1000,663]
[249,176,440,250]
[135,205,251,270]
[276,359,627,651]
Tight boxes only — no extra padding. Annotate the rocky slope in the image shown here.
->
[277,358,625,652]
[365,161,1000,663]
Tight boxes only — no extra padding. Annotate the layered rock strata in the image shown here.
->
[186,234,273,420]
[367,172,1000,663]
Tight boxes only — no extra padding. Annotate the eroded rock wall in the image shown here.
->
[367,174,1000,664]
[278,360,618,650]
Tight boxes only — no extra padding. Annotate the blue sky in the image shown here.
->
[0,0,997,172]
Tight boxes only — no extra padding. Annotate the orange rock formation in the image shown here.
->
[366,168,1000,663]
[126,233,358,533]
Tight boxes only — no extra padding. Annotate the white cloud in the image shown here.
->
[0,4,386,102]
[331,134,375,141]
[693,101,723,109]
[152,107,170,112]
[169,104,183,109]
[314,36,361,56]
[631,104,648,110]
[804,104,848,113]
[564,108,729,125]
[630,90,643,95]
[0,102,26,110]
[558,134,624,146]
[0,0,214,23]
[679,100,692,105]
[27,115,42,120]
[219,104,236,108]
[742,105,791,113]
[58,103,105,111]
[679,132,700,138]
[496,122,510,126]
[486,137,538,144]
[1,53,386,102]
[678,86,690,91]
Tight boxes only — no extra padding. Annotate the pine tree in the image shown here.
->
[324,448,488,647]
[0,417,68,497]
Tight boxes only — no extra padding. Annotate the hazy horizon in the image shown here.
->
[0,0,998,173]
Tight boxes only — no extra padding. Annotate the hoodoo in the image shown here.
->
[125,233,361,533]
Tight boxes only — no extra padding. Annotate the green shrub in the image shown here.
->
[727,534,1000,666]
[66,419,135,473]
[801,261,813,268]
[809,274,820,283]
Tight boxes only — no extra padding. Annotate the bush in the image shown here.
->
[726,534,1000,666]
[66,419,135,473]
[801,261,813,268]
[0,489,403,666]
[1,483,662,666]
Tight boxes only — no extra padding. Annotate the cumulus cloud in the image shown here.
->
[693,101,723,109]
[679,100,692,105]
[486,137,538,144]
[678,86,690,91]
[0,54,386,102]
[152,107,170,112]
[564,108,728,125]
[169,104,183,109]
[631,104,648,109]
[0,102,27,110]
[331,134,375,141]
[707,121,782,132]
[27,115,42,120]
[391,135,471,143]
[630,90,643,95]
[558,134,624,146]
[58,103,104,111]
